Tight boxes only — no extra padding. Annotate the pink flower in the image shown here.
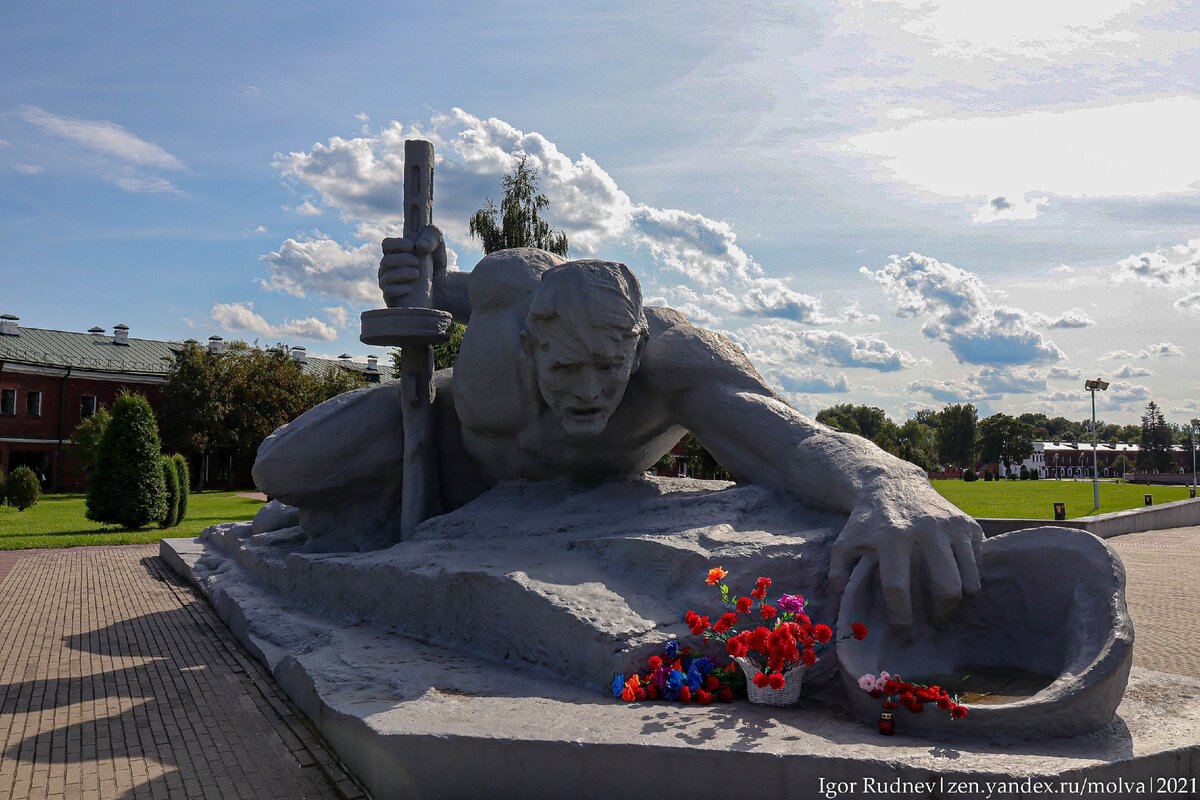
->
[777,594,805,613]
[857,674,877,691]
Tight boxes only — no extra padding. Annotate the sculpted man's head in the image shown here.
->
[522,260,649,436]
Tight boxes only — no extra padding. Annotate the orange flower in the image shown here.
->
[706,566,728,585]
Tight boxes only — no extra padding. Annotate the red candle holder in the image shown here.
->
[879,711,895,736]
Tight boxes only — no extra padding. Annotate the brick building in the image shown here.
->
[0,315,391,491]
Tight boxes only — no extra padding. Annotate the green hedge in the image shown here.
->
[7,466,40,511]
[172,454,190,524]
[86,393,167,529]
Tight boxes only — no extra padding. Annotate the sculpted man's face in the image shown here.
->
[530,319,643,436]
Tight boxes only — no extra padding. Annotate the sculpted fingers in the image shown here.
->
[829,521,870,595]
[952,526,982,597]
[921,528,963,626]
[877,537,914,636]
[381,236,414,256]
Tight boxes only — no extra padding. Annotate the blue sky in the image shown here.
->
[2,1,1198,425]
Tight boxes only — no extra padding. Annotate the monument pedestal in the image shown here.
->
[159,478,1198,798]
[163,532,1200,800]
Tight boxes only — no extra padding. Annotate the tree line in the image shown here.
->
[813,401,1194,476]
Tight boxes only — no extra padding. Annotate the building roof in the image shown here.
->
[0,323,394,381]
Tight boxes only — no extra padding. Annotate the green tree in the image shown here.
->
[1140,401,1175,472]
[681,432,730,480]
[86,393,167,529]
[935,404,978,470]
[468,156,569,256]
[894,419,938,472]
[977,413,1035,476]
[7,466,40,511]
[69,405,111,475]
[159,455,181,528]
[392,320,467,374]
[172,454,191,524]
[162,341,366,486]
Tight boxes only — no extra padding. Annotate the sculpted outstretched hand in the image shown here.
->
[828,481,982,637]
[379,224,446,307]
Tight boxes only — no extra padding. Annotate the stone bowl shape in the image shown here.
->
[837,526,1134,740]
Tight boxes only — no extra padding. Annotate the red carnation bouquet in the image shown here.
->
[685,567,867,700]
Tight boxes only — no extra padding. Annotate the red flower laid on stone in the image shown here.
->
[687,567,867,694]
[857,670,970,726]
[851,622,868,640]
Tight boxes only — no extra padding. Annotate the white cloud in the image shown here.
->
[1176,292,1200,315]
[19,106,185,170]
[18,105,186,193]
[878,0,1157,60]
[270,109,857,330]
[259,234,379,305]
[975,366,1047,395]
[972,195,1048,223]
[842,97,1200,210]
[1037,389,1086,402]
[770,368,852,394]
[1101,342,1184,360]
[1034,308,1094,329]
[729,323,919,372]
[1113,365,1153,378]
[862,252,1066,366]
[323,306,349,328]
[211,302,338,341]
[13,164,43,174]
[294,200,322,216]
[1115,239,1200,288]
[907,378,987,403]
[1047,366,1083,381]
[1108,381,1152,402]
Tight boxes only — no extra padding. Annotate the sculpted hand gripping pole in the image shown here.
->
[360,140,452,539]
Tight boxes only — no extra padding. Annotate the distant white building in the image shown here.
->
[1013,441,1188,479]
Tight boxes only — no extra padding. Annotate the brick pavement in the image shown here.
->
[1108,525,1200,680]
[0,546,363,800]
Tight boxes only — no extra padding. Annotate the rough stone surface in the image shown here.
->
[162,533,1199,800]
[837,527,1134,738]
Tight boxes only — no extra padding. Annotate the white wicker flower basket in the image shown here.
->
[734,656,805,706]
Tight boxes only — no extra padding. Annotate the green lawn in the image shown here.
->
[932,479,1194,520]
[0,491,264,550]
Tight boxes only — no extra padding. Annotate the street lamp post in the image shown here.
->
[1085,379,1109,510]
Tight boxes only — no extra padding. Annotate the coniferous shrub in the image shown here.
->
[172,454,190,524]
[963,469,977,482]
[8,466,40,511]
[159,456,180,528]
[983,470,993,482]
[1030,469,1040,481]
[1019,465,1030,480]
[86,393,167,529]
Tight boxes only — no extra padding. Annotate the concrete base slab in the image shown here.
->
[163,536,1200,800]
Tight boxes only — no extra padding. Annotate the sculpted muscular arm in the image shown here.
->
[643,310,983,635]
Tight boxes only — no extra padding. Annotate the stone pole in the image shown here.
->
[360,140,452,539]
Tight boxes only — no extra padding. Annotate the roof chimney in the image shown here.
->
[338,353,352,361]
[88,326,105,335]
[113,324,130,346]
[208,335,224,354]
[1,314,19,336]
[291,345,307,364]
[366,354,378,372]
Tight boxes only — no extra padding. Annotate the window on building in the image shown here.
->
[0,388,15,416]
[80,395,98,419]
[26,391,42,417]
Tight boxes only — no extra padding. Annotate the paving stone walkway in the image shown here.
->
[1108,524,1200,680]
[0,545,361,800]
[0,525,1195,799]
